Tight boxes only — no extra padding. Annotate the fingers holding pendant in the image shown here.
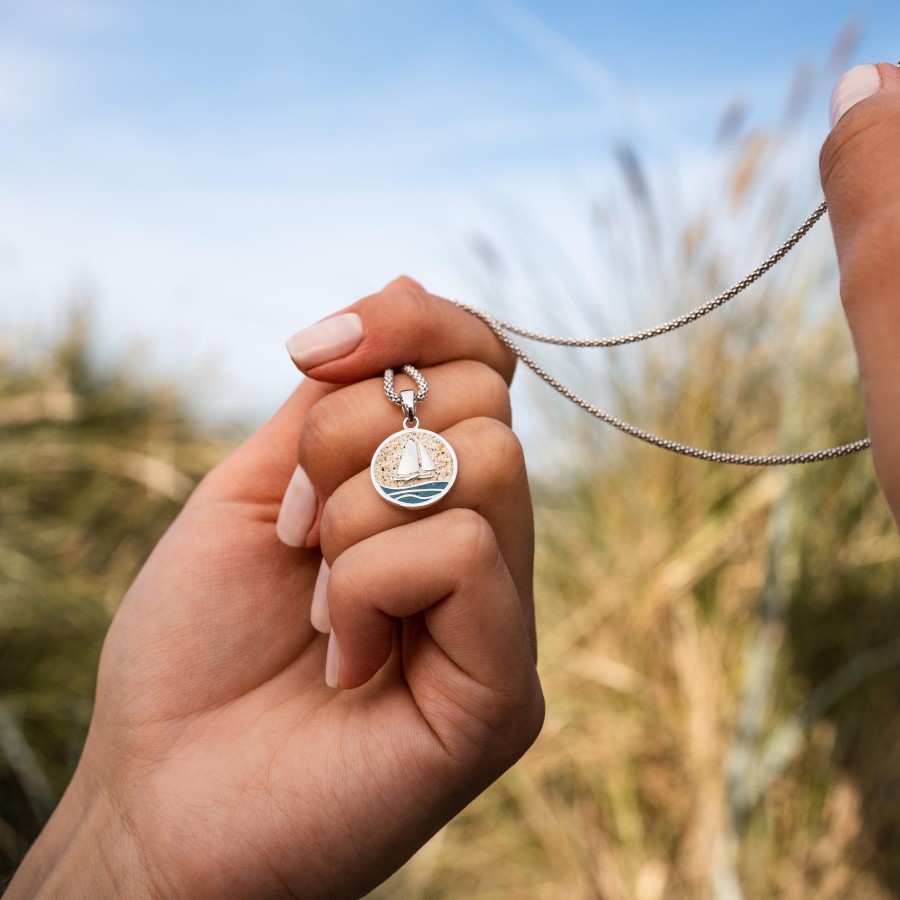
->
[319,416,534,618]
[296,360,511,498]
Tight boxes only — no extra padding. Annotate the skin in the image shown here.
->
[819,62,900,522]
[8,61,900,899]
[8,280,544,899]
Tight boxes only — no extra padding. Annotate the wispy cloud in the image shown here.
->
[479,0,621,104]
[476,0,650,142]
[3,0,897,422]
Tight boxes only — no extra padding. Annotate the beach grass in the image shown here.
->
[3,54,900,897]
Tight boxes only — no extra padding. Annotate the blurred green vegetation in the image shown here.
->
[372,55,900,898]
[374,303,900,898]
[3,49,900,900]
[4,220,899,898]
[0,312,236,879]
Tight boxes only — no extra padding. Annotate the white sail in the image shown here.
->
[396,439,420,480]
[393,437,439,483]
[418,443,436,474]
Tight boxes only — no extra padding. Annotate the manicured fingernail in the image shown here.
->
[310,560,331,633]
[285,313,363,369]
[275,465,317,547]
[325,631,341,689]
[829,64,881,129]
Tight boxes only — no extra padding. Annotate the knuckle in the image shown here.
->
[402,288,439,336]
[362,285,436,362]
[387,279,432,317]
[497,680,546,750]
[297,390,366,476]
[470,674,545,770]
[440,508,500,570]
[462,417,526,493]
[452,360,512,421]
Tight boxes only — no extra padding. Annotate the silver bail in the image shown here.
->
[399,389,417,422]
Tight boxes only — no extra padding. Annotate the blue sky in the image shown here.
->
[2,0,899,422]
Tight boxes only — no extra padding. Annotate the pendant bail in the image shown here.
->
[400,389,417,423]
[373,365,458,508]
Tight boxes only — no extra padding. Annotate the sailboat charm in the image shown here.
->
[371,369,458,509]
[394,437,438,482]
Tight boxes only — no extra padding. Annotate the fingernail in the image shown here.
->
[275,465,317,547]
[310,560,331,633]
[325,631,341,689]
[286,313,363,369]
[829,64,881,129]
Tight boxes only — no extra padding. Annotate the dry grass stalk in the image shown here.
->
[4,53,900,893]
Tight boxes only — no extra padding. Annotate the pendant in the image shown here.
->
[372,367,458,508]
[371,426,457,508]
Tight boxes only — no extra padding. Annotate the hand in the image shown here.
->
[821,61,900,524]
[8,278,544,899]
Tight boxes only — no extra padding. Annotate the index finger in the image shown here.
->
[286,276,516,385]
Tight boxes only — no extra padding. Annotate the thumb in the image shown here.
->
[820,61,900,519]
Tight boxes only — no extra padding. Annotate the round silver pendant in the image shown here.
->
[370,427,458,508]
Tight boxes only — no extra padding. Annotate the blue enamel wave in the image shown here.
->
[378,481,449,505]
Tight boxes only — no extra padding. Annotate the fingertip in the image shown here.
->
[828,61,900,131]
[327,559,397,688]
[286,313,364,372]
[330,632,394,690]
[820,60,900,203]
[290,279,514,387]
[275,465,318,548]
[325,630,341,688]
[829,63,881,129]
[310,559,331,633]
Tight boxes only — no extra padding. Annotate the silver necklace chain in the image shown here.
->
[452,200,871,466]
[384,364,428,407]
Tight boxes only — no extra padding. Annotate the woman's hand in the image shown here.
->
[8,278,543,899]
[822,61,900,524]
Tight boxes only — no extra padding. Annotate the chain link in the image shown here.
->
[465,201,828,348]
[384,365,428,407]
[453,200,872,466]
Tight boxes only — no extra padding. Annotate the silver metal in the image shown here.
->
[375,363,457,506]
[370,427,458,508]
[384,365,428,408]
[452,200,871,466]
[457,202,828,349]
[399,389,417,422]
